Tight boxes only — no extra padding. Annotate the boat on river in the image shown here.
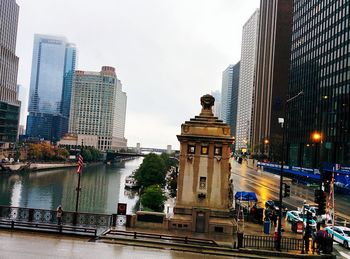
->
[125,176,140,189]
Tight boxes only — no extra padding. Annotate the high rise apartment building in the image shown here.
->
[68,66,127,151]
[251,0,293,159]
[288,0,350,166]
[235,10,259,152]
[26,34,76,141]
[0,0,20,146]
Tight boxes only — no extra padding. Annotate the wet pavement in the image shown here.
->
[0,230,240,259]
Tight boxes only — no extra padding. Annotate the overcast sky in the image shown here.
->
[16,0,260,149]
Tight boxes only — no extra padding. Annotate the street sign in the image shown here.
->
[117,203,127,215]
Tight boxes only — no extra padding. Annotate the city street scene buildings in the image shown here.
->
[0,0,350,258]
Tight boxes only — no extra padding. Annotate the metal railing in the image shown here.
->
[243,235,303,251]
[106,229,219,246]
[0,205,112,228]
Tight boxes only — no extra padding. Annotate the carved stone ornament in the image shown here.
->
[183,125,189,133]
[200,94,215,110]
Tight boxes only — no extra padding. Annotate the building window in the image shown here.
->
[214,226,224,233]
[214,147,222,156]
[201,146,208,155]
[199,177,206,189]
[188,145,196,154]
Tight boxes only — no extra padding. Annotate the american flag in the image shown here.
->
[77,154,84,174]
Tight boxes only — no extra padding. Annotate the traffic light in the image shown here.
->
[314,189,321,203]
[318,191,326,215]
[283,183,290,197]
[321,170,332,184]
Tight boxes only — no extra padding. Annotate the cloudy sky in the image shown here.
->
[16,0,260,149]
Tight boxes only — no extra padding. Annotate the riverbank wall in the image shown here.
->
[0,162,77,173]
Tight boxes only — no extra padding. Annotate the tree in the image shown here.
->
[82,149,92,162]
[134,153,167,189]
[89,147,102,161]
[55,147,69,161]
[140,185,166,212]
[166,167,178,198]
[160,153,177,171]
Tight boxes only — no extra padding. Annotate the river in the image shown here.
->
[0,157,143,214]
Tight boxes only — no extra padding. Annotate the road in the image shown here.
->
[231,160,350,258]
[0,230,240,259]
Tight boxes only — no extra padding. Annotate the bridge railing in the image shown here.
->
[243,235,303,251]
[0,205,111,228]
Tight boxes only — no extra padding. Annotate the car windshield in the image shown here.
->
[343,230,350,236]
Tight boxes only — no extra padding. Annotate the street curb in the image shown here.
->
[98,235,335,258]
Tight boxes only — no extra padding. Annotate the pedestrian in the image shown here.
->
[274,227,279,250]
[272,210,278,226]
[316,223,328,254]
[56,205,63,225]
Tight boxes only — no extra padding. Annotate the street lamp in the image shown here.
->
[277,90,304,251]
[311,131,322,173]
[263,139,269,158]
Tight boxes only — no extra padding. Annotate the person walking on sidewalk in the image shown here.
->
[56,205,63,225]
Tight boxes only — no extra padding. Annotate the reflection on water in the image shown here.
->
[0,157,143,214]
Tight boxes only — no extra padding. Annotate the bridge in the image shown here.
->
[105,148,179,163]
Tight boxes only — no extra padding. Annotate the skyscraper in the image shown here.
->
[288,0,350,167]
[220,63,240,139]
[26,34,76,141]
[211,90,221,118]
[251,0,293,160]
[0,0,20,147]
[68,66,127,151]
[235,9,259,152]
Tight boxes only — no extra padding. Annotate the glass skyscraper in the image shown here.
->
[26,34,76,141]
[288,0,350,167]
[0,0,20,146]
[220,63,240,140]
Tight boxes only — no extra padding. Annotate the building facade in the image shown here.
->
[288,0,350,167]
[26,34,76,141]
[220,63,240,140]
[170,95,234,234]
[251,0,293,160]
[235,10,260,152]
[0,0,20,148]
[68,66,127,151]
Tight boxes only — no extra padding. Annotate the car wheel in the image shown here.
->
[344,241,349,249]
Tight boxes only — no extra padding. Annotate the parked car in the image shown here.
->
[325,226,350,249]
[286,210,317,229]
[302,204,332,224]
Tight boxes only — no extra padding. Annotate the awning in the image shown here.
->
[235,191,258,202]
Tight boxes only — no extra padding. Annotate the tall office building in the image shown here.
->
[211,90,221,118]
[235,10,259,152]
[68,66,127,151]
[251,0,293,160]
[26,34,76,141]
[220,63,240,139]
[288,0,350,167]
[0,0,20,147]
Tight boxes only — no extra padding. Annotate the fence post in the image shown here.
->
[134,232,137,239]
[28,208,34,222]
[237,232,243,248]
[185,236,188,244]
[11,220,14,229]
[111,214,117,227]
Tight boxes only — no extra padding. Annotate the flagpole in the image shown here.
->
[75,140,83,213]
